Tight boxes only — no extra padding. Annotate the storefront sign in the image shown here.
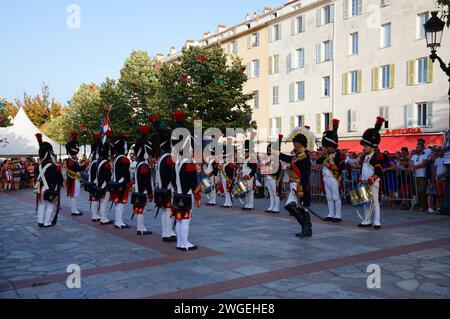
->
[385,128,423,135]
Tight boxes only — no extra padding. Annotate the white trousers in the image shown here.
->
[207,176,217,205]
[222,178,233,207]
[362,182,381,226]
[244,177,255,209]
[324,176,342,219]
[70,180,81,215]
[137,214,147,232]
[265,177,280,212]
[37,193,57,227]
[114,203,126,227]
[99,193,111,223]
[176,218,195,249]
[91,201,100,220]
[162,208,176,238]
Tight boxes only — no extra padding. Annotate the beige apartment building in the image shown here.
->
[162,0,449,151]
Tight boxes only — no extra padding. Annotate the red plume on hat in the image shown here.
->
[374,117,386,135]
[332,119,340,138]
[94,133,102,140]
[35,133,43,144]
[70,131,79,140]
[140,125,151,137]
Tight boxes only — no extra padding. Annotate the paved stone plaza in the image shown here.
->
[0,189,449,299]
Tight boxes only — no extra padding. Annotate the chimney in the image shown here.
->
[253,11,258,19]
[169,46,176,56]
[263,7,272,14]
[245,13,250,21]
[217,24,226,33]
[203,31,211,39]
[155,53,164,61]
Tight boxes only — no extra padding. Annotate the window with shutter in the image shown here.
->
[299,48,305,68]
[274,55,280,73]
[389,64,395,88]
[290,116,296,131]
[316,114,322,134]
[269,26,273,42]
[289,83,295,102]
[291,18,296,36]
[316,8,322,27]
[344,0,349,19]
[379,106,390,129]
[316,43,322,64]
[404,104,414,128]
[343,73,349,95]
[357,70,362,93]
[427,102,433,127]
[427,57,433,83]
[407,60,415,86]
[372,67,379,91]
[292,49,298,69]
[247,35,251,49]
[268,56,273,75]
[287,53,292,72]
[247,62,252,79]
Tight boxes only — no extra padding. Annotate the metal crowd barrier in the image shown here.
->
[306,168,418,211]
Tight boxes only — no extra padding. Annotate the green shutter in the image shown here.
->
[343,73,349,95]
[427,58,434,83]
[389,64,396,89]
[268,56,273,75]
[407,60,415,86]
[372,67,379,91]
[357,70,362,93]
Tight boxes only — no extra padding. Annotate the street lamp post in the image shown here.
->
[424,11,450,215]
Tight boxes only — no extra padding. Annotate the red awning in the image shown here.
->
[339,134,444,153]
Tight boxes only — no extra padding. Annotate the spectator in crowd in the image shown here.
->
[426,152,438,214]
[383,151,398,208]
[411,142,430,212]
[401,147,410,161]
[418,138,432,157]
[434,147,447,212]
[398,155,413,210]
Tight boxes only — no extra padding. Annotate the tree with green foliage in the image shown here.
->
[437,0,450,27]
[159,44,255,131]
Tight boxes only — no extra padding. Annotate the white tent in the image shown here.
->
[0,107,66,158]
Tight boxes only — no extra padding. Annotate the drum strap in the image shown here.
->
[156,153,172,189]
[112,155,125,183]
[134,162,147,193]
[88,160,97,183]
[175,158,190,195]
[37,163,53,192]
[95,160,108,188]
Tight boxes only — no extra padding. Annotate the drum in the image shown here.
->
[199,176,212,194]
[349,184,373,207]
[231,179,250,198]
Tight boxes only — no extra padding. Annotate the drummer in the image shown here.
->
[359,117,386,230]
[241,140,257,211]
[203,146,219,206]
[220,143,236,208]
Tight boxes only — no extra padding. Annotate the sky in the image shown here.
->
[0,0,283,104]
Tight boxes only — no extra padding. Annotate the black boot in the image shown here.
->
[285,203,308,238]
